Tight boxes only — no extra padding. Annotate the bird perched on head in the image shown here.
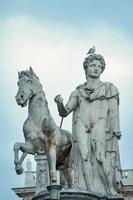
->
[87,46,95,55]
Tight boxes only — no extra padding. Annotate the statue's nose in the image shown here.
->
[94,67,99,72]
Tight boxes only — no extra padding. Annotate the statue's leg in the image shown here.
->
[106,148,121,193]
[47,145,57,185]
[20,152,27,164]
[92,120,118,195]
[62,167,73,187]
[97,146,118,195]
[14,142,21,165]
[61,156,73,188]
[82,158,94,192]
[75,122,94,191]
[102,159,118,195]
[13,142,35,175]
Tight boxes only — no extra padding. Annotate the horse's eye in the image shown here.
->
[17,81,19,86]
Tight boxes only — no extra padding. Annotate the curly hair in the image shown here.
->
[83,54,106,76]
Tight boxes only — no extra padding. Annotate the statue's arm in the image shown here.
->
[54,90,78,117]
[54,95,68,117]
[108,97,121,139]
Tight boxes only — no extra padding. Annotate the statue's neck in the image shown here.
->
[29,90,48,111]
[86,77,100,90]
[28,90,50,126]
[27,89,56,132]
[30,90,45,103]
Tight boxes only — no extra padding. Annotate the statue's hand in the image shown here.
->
[54,95,67,117]
[117,132,121,139]
[54,95,63,105]
[112,130,121,139]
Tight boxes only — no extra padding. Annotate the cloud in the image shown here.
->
[1,16,133,199]
[2,15,133,112]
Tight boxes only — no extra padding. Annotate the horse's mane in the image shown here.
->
[18,67,43,92]
[19,68,39,81]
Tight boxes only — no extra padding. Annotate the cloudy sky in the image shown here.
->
[0,0,133,199]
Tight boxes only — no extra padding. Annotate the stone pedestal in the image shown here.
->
[34,154,50,193]
[47,185,62,200]
[32,188,124,200]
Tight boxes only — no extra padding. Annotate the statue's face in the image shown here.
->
[86,59,102,79]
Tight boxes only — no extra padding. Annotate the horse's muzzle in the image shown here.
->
[15,95,28,107]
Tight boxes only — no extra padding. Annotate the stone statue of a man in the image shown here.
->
[54,48,121,196]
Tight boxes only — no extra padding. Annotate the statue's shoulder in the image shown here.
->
[76,82,86,89]
[103,81,119,92]
[76,82,88,90]
[68,84,82,98]
[102,82,119,99]
[69,83,86,98]
[75,82,87,94]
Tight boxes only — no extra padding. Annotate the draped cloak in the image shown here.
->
[65,81,121,190]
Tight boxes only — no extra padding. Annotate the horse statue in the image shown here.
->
[13,67,72,186]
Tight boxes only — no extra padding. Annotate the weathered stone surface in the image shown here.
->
[32,188,124,200]
[54,48,122,196]
[35,154,49,193]
[13,67,72,187]
[12,186,35,200]
[13,48,123,199]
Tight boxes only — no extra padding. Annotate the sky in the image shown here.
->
[0,0,133,199]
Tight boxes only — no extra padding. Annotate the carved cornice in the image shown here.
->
[12,186,36,198]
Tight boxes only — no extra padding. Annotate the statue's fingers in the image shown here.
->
[54,96,62,104]
[59,97,63,103]
[58,98,63,104]
[54,94,60,101]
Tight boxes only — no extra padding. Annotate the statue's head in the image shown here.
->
[15,67,42,107]
[83,48,106,78]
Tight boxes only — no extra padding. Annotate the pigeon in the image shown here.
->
[87,46,95,55]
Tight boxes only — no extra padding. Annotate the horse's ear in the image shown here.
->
[18,71,21,78]
[29,66,34,74]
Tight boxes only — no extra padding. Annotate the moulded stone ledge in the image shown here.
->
[32,188,124,200]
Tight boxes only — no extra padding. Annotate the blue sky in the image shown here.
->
[0,0,133,199]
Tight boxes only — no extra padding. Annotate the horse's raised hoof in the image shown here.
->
[50,171,57,185]
[15,163,24,175]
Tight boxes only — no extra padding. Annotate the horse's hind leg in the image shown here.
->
[61,167,73,188]
[47,146,57,185]
[13,142,35,175]
[60,154,73,187]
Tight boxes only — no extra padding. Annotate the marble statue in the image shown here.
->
[54,47,122,196]
[13,67,72,187]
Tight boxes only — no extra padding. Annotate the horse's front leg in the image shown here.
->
[14,142,21,164]
[20,152,27,164]
[13,142,35,175]
[47,145,57,185]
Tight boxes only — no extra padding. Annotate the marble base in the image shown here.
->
[32,188,124,200]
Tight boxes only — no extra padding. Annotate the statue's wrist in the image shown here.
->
[58,107,68,117]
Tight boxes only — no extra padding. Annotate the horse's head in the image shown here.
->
[15,67,42,107]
